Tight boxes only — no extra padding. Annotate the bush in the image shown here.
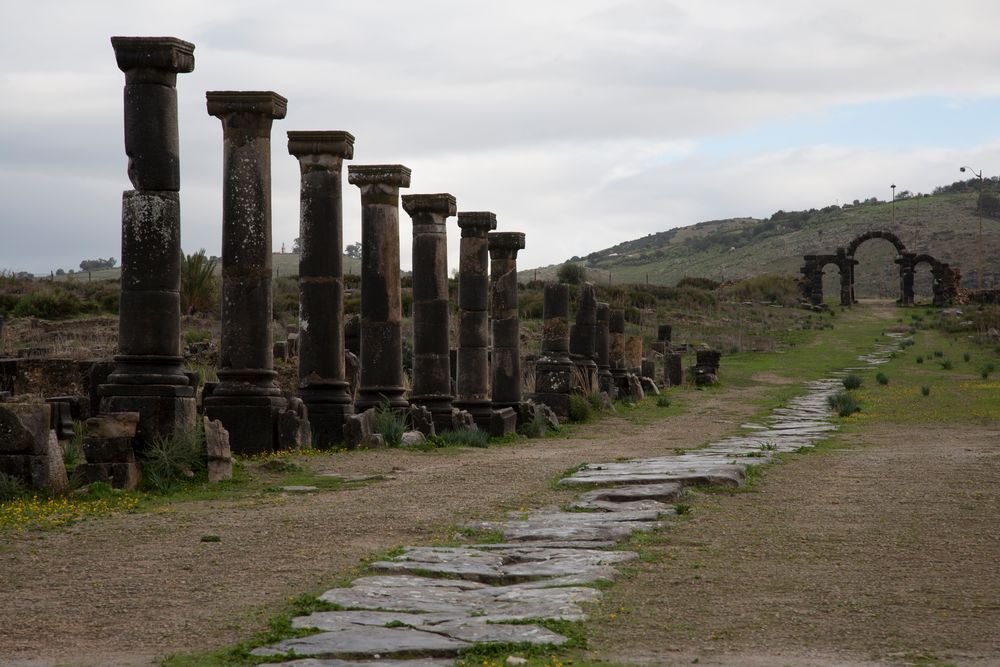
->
[518,410,549,438]
[921,385,931,396]
[437,428,489,448]
[556,262,588,285]
[876,372,889,385]
[373,403,406,447]
[916,356,924,364]
[963,352,971,362]
[827,391,860,417]
[141,424,207,493]
[0,471,26,501]
[656,396,672,408]
[676,276,719,290]
[940,359,953,370]
[63,421,85,469]
[842,374,863,390]
[567,393,593,423]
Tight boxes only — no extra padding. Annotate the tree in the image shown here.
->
[979,191,1000,219]
[556,262,587,285]
[180,249,218,314]
[345,242,362,259]
[292,237,302,254]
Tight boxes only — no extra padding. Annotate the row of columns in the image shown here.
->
[104,35,532,451]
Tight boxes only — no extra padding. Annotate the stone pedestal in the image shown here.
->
[664,352,684,387]
[101,37,197,445]
[454,212,496,429]
[533,283,574,419]
[595,302,614,398]
[488,231,526,416]
[288,130,355,447]
[694,349,721,386]
[348,165,411,412]
[203,91,288,454]
[403,193,457,432]
[569,282,598,393]
[609,308,629,396]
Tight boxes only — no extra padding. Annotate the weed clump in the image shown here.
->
[567,394,593,423]
[0,471,26,501]
[964,352,971,363]
[827,391,860,417]
[921,385,931,396]
[656,395,672,408]
[436,429,489,448]
[373,403,406,448]
[875,372,889,385]
[842,374,863,390]
[141,423,207,493]
[940,359,953,370]
[916,355,924,364]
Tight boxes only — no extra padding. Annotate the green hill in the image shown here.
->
[50,253,362,282]
[522,190,1000,296]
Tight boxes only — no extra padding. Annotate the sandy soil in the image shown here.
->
[586,422,1000,667]
[0,386,764,667]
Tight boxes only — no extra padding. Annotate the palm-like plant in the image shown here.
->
[180,249,218,314]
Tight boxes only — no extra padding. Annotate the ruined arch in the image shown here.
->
[846,230,907,257]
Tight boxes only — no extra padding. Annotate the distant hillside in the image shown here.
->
[522,188,1000,295]
[49,253,362,282]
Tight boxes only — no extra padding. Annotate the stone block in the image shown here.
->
[664,352,684,387]
[641,360,655,380]
[0,403,51,455]
[74,461,142,490]
[204,417,232,483]
[626,374,646,401]
[406,404,436,437]
[203,397,284,455]
[489,407,518,437]
[400,431,426,447]
[278,403,311,450]
[531,392,569,421]
[344,408,379,449]
[640,377,660,395]
[85,412,139,439]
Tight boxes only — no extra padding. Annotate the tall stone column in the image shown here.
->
[488,232,526,412]
[454,212,496,429]
[288,131,355,447]
[569,282,598,393]
[897,253,916,306]
[100,37,196,444]
[533,283,574,419]
[203,91,287,454]
[595,302,614,397]
[348,165,411,412]
[609,308,629,393]
[403,193,457,431]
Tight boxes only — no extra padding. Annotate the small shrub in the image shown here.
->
[567,394,593,423]
[63,421,85,469]
[141,423,207,493]
[373,403,406,448]
[518,410,549,438]
[827,391,860,417]
[963,352,971,362]
[437,428,489,448]
[940,359,953,370]
[586,391,605,412]
[933,350,944,358]
[875,372,889,386]
[916,356,924,364]
[0,471,26,501]
[842,374,863,390]
[674,503,692,515]
[656,396,672,408]
[921,385,931,396]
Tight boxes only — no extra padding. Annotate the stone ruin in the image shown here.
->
[799,229,960,308]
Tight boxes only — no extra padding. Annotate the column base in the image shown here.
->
[571,358,599,393]
[99,383,196,449]
[489,407,518,437]
[530,392,569,420]
[409,394,457,433]
[454,399,492,431]
[204,394,288,455]
[302,402,353,449]
[356,386,408,413]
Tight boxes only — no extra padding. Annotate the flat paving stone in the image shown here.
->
[500,511,662,542]
[559,464,745,488]
[577,482,683,504]
[469,540,616,550]
[271,659,455,667]
[423,618,568,645]
[251,626,469,659]
[292,610,459,631]
[571,498,673,513]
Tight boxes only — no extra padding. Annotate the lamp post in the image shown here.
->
[891,184,896,226]
[959,166,983,288]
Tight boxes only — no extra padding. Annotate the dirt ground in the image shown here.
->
[0,385,765,667]
[587,422,1000,667]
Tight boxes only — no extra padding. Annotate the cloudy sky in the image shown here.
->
[3,0,1000,275]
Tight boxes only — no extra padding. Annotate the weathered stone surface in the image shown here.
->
[559,457,746,488]
[406,404,435,437]
[41,430,68,493]
[501,511,662,542]
[454,212,496,429]
[84,412,139,440]
[270,659,454,667]
[278,399,311,450]
[400,431,426,447]
[0,403,51,455]
[344,408,379,449]
[73,461,142,490]
[577,482,682,504]
[571,498,672,513]
[639,376,660,395]
[424,619,567,645]
[490,407,518,437]
[204,417,232,483]
[489,231,526,412]
[251,626,468,659]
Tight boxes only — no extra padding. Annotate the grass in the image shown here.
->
[827,391,861,417]
[141,423,208,494]
[843,374,863,390]
[373,402,406,447]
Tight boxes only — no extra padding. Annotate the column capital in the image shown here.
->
[457,211,497,237]
[206,91,287,120]
[287,131,355,162]
[348,164,411,188]
[402,193,457,219]
[488,231,526,257]
[111,36,194,83]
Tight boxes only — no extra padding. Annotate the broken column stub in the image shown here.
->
[609,308,629,395]
[595,302,615,398]
[203,91,288,454]
[288,131,355,447]
[569,282,599,393]
[454,212,497,429]
[101,37,196,445]
[488,231,526,419]
[532,283,574,419]
[403,193,458,432]
[76,412,142,490]
[349,165,411,413]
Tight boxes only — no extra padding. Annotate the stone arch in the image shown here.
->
[846,230,907,257]
[799,251,851,307]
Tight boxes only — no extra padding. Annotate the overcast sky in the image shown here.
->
[3,0,1000,275]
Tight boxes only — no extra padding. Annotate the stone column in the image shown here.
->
[595,302,614,397]
[100,37,196,444]
[403,193,457,431]
[569,282,598,393]
[203,91,287,454]
[348,165,411,412]
[454,212,496,429]
[609,308,629,393]
[288,131,355,447]
[489,231,526,412]
[533,283,574,418]
[897,253,916,306]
